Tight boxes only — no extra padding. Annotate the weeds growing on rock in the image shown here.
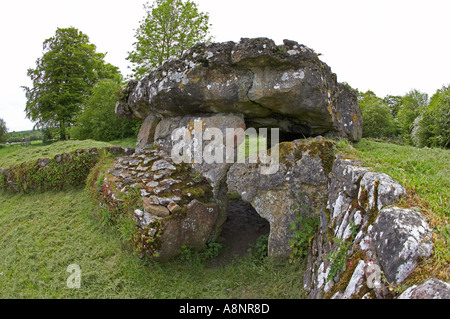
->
[325,222,358,282]
[288,200,320,263]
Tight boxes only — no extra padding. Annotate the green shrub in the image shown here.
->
[0,152,99,193]
[413,85,450,148]
[248,234,269,261]
[396,89,428,144]
[358,91,397,138]
[288,200,320,263]
[70,79,140,142]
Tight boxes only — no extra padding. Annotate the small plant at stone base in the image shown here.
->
[204,240,222,260]
[133,221,163,258]
[325,238,351,282]
[178,245,196,262]
[289,215,320,262]
[248,233,269,261]
[335,137,354,155]
[176,240,222,263]
[288,203,320,263]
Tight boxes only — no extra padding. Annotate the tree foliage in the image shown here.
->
[6,130,43,144]
[0,118,8,144]
[358,91,397,138]
[396,89,428,144]
[23,27,120,140]
[412,85,450,148]
[70,79,141,141]
[383,94,403,118]
[358,87,449,149]
[127,0,212,80]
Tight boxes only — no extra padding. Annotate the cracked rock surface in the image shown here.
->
[116,37,362,141]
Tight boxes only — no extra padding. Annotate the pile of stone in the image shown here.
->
[101,146,220,262]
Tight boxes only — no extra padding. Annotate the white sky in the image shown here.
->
[1,0,449,132]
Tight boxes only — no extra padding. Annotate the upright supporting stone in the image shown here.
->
[136,115,161,153]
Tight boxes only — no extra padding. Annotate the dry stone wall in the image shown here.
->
[0,146,132,193]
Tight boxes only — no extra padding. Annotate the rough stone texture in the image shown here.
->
[368,206,433,284]
[100,145,222,261]
[303,156,411,299]
[153,113,247,237]
[153,113,246,170]
[143,202,170,217]
[227,137,334,257]
[398,279,450,299]
[358,172,406,212]
[116,38,362,141]
[156,199,219,262]
[136,115,161,152]
[341,260,366,299]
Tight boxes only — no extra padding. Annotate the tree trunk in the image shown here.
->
[59,121,66,141]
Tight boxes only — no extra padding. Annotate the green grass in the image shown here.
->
[0,187,307,298]
[107,137,137,149]
[353,139,450,219]
[0,138,137,168]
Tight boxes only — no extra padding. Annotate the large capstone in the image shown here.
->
[116,38,362,142]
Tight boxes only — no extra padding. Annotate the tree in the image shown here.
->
[383,94,403,118]
[412,85,450,148]
[23,27,120,140]
[70,78,141,141]
[358,91,397,138]
[127,0,212,80]
[0,118,8,144]
[396,89,428,144]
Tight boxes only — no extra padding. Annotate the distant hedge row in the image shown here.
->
[0,146,131,193]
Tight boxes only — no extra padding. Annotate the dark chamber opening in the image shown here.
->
[213,199,270,264]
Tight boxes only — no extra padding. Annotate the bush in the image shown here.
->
[70,79,141,142]
[0,118,7,144]
[412,85,450,148]
[396,89,428,144]
[0,151,99,193]
[0,147,126,193]
[358,91,397,138]
[288,198,320,263]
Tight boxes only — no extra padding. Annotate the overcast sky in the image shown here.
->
[1,0,449,132]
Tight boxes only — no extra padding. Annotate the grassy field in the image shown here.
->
[0,138,448,298]
[0,188,306,298]
[353,140,450,218]
[0,138,136,168]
